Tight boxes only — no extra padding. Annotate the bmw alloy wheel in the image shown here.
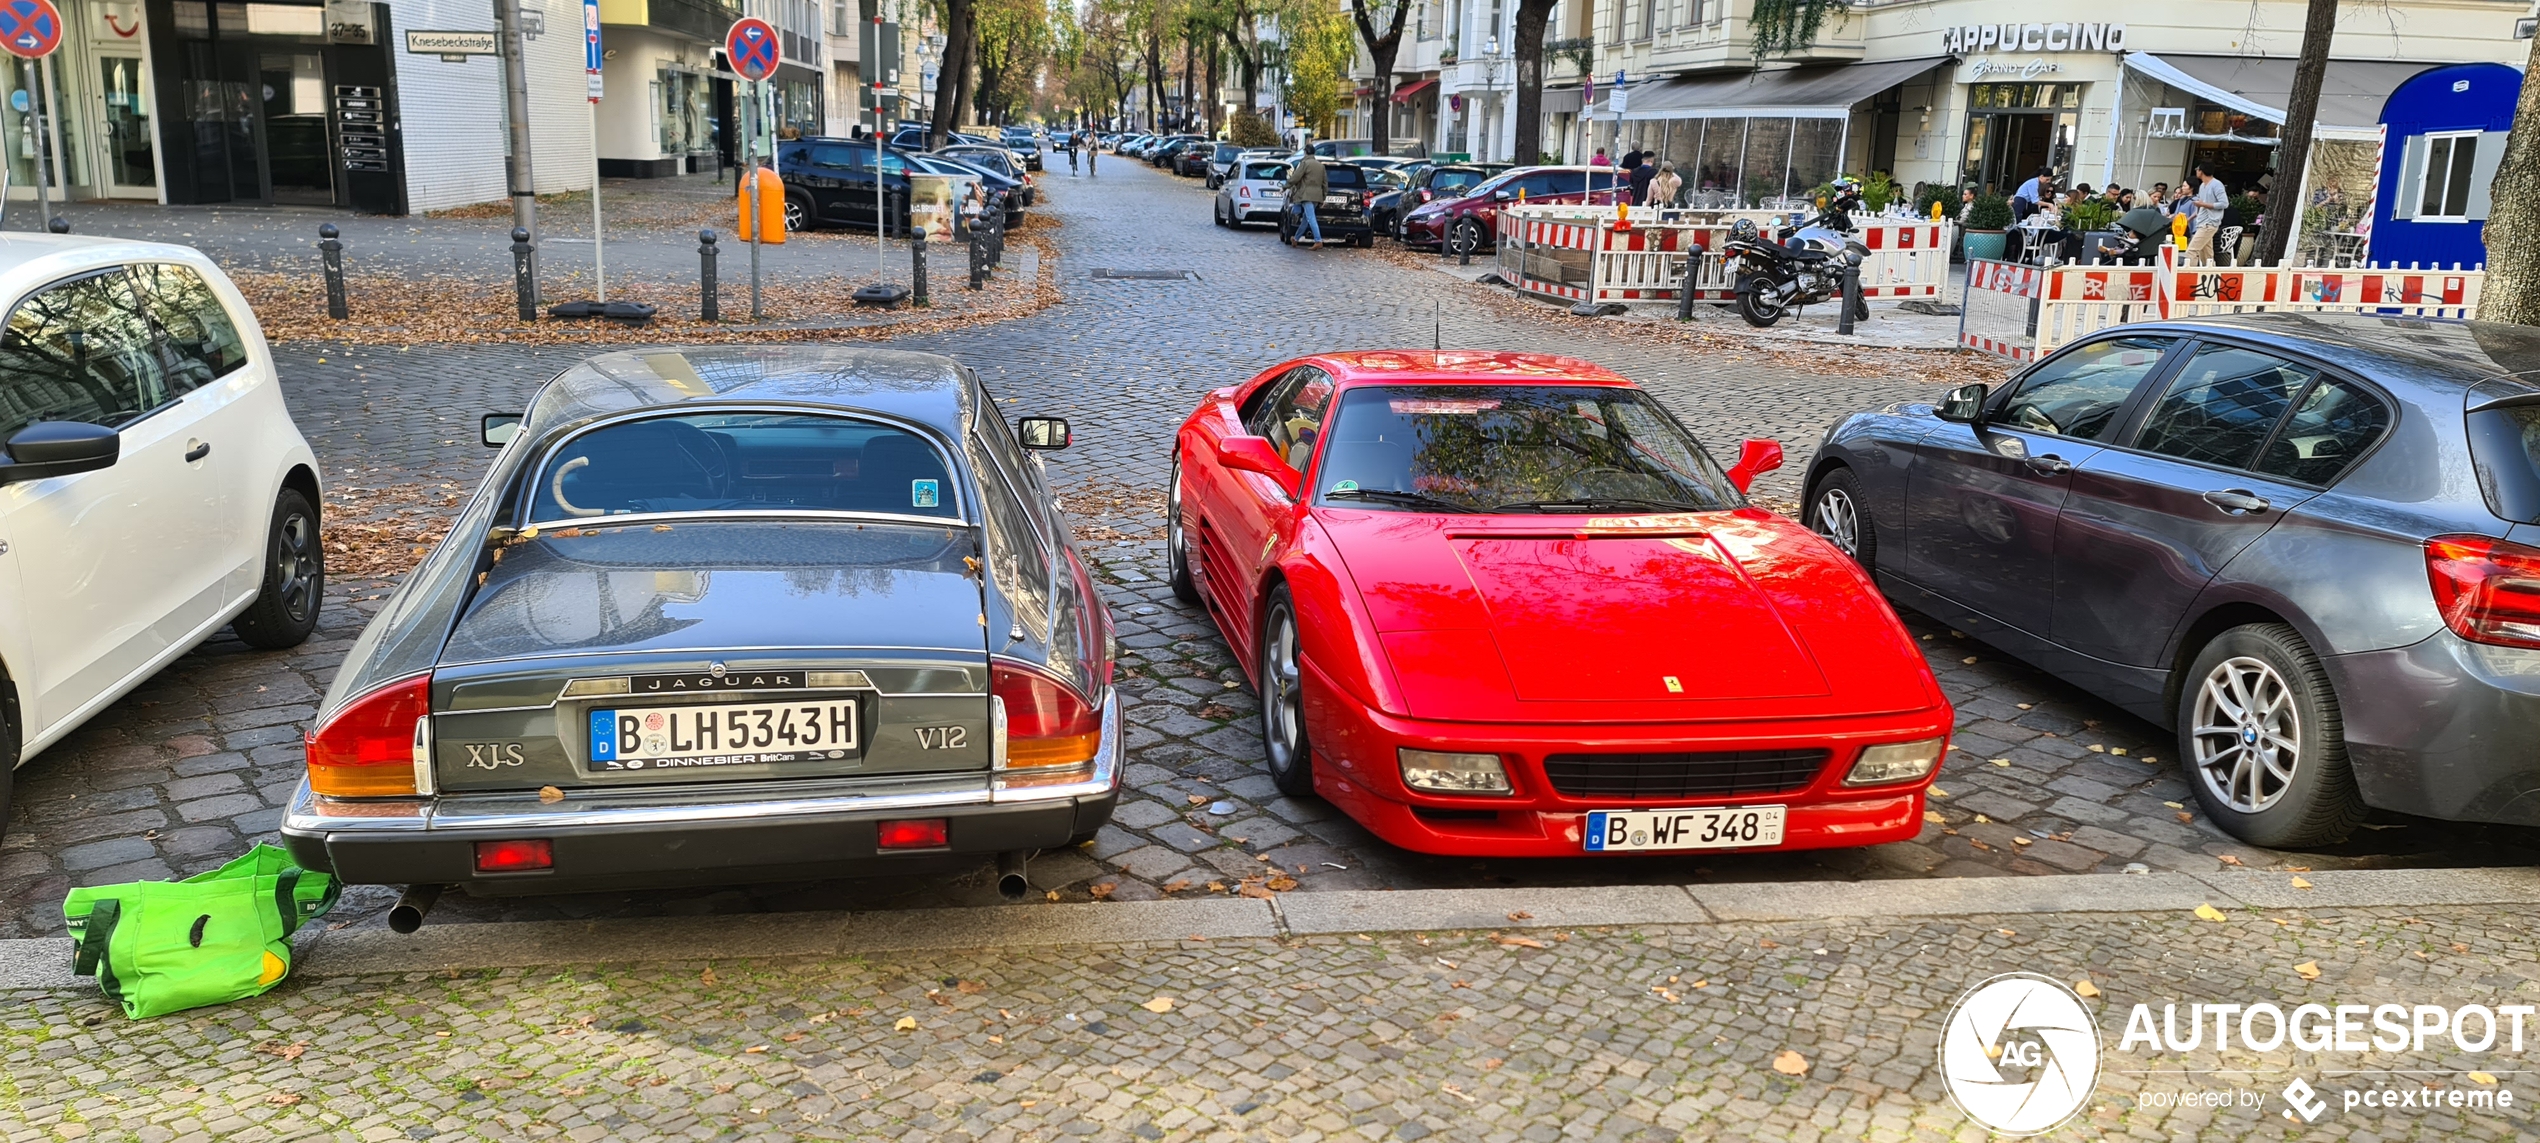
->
[2191,656,2301,813]
[1810,486,1860,556]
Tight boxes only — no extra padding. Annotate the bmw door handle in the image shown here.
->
[184,440,211,463]
[2024,453,2072,475]
[2203,489,2272,515]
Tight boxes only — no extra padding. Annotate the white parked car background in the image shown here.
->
[0,235,324,835]
[1214,159,1291,228]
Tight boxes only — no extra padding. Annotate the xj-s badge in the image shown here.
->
[464,742,527,769]
[914,725,968,750]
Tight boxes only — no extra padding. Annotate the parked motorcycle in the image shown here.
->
[1724,191,1871,328]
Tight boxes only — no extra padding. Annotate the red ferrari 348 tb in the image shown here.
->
[1167,350,1953,857]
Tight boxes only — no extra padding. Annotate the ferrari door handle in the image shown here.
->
[184,440,211,463]
[2024,453,2072,475]
[2203,489,2272,515]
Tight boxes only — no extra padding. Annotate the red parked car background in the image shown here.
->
[1396,166,1628,253]
[1166,350,1954,858]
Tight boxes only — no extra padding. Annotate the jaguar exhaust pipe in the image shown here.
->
[388,884,443,934]
[996,851,1030,901]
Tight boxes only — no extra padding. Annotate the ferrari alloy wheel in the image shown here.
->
[1259,585,1316,798]
[1166,458,1201,604]
[2179,623,2363,848]
[1807,469,1874,570]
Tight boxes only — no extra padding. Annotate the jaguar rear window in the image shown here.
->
[529,413,960,523]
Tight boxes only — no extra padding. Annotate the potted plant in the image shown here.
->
[1963,194,2012,261]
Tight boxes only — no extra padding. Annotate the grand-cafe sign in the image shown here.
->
[1942,22,2126,54]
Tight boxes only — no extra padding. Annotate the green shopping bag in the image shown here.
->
[62,844,340,1019]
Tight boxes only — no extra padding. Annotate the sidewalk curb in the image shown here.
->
[4,867,2534,992]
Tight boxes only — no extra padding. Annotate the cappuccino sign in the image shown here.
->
[1943,22,2125,54]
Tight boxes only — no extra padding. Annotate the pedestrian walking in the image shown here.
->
[1068,131,1081,177]
[1286,148,1329,249]
[2185,162,2228,267]
[1087,134,1097,177]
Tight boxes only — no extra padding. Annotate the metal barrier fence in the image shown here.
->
[1494,205,1951,306]
[1960,245,2489,361]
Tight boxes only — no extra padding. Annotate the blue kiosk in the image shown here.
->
[2368,62,2520,268]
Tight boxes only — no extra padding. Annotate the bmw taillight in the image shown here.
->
[2427,535,2540,650]
[991,661,1103,786]
[306,674,433,797]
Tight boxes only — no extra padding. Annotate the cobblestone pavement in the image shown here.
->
[8,902,2536,1141]
[3,159,2534,940]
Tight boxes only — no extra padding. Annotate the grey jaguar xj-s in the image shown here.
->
[280,347,1119,924]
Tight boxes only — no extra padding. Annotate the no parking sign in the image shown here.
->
[725,17,779,82]
[0,0,61,59]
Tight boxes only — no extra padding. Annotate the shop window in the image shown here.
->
[2400,131,2499,222]
[1739,117,1792,207]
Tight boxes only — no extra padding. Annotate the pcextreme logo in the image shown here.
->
[1938,974,2103,1136]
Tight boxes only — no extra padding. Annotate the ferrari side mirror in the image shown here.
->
[1724,438,1784,494]
[1215,434,1301,499]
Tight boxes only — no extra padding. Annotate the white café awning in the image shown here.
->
[1585,56,1950,121]
[2122,52,2442,141]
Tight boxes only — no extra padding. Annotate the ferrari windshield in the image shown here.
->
[1311,385,1740,513]
[529,413,961,523]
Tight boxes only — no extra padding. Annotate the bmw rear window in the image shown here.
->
[2468,395,2540,524]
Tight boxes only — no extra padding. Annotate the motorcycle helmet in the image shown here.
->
[1729,218,1760,242]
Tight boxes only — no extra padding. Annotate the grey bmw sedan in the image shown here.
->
[1803,313,2540,848]
[281,347,1119,920]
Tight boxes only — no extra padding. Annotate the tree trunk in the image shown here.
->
[1509,0,1555,165]
[2478,28,2540,322]
[929,0,975,147]
[1352,0,1409,156]
[2255,0,2336,266]
[1206,42,1223,134]
[1143,31,1166,129]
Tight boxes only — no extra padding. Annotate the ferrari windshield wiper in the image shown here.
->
[1325,487,1465,511]
[1489,496,1707,514]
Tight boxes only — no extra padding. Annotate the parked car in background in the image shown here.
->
[1151,136,1206,167]
[778,140,1020,232]
[0,236,328,840]
[1214,158,1289,227]
[1309,138,1426,160]
[1397,165,1626,253]
[1172,143,1216,179]
[999,126,1042,169]
[909,152,1027,227]
[888,126,1029,171]
[1804,312,2540,848]
[1166,350,1949,857]
[1202,142,1249,188]
[1279,162,1377,247]
[1371,162,1511,239]
[937,145,1035,205]
[284,347,1120,910]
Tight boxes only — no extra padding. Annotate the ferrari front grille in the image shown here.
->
[1542,749,1831,800]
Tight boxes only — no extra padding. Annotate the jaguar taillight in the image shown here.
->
[990,661,1102,789]
[305,674,433,797]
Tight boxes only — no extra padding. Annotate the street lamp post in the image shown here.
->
[1482,34,1501,163]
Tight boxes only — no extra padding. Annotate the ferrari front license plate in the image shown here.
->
[586,701,858,772]
[1584,805,1785,852]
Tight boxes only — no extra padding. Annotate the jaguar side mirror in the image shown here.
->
[1017,416,1071,450]
[0,421,118,484]
[1724,438,1784,494]
[1215,434,1301,498]
[482,413,523,448]
[1936,383,1990,424]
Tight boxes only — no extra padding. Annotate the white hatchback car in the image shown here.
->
[0,235,324,833]
[1213,158,1291,227]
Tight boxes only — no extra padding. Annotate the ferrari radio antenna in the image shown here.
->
[1433,301,1442,362]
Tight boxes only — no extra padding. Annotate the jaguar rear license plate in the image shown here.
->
[586,701,858,772]
[1583,806,1785,852]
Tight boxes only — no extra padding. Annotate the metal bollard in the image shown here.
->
[319,223,348,320]
[510,227,537,321]
[697,229,719,322]
[968,218,987,290]
[45,217,67,234]
[1837,260,1860,336]
[1675,253,1698,322]
[911,227,929,307]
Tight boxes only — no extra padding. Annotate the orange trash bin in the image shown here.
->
[739,167,787,244]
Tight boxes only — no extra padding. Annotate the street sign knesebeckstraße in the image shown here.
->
[406,29,497,55]
[0,0,63,60]
[726,17,780,82]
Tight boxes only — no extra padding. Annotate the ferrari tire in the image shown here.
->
[2178,624,2365,848]
[1806,468,1874,570]
[1259,585,1316,798]
[1166,458,1201,605]
[232,488,324,650]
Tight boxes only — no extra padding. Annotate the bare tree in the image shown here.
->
[929,0,977,145]
[2254,0,2337,265]
[1349,0,1410,155]
[1509,0,1556,165]
[2477,26,2540,323]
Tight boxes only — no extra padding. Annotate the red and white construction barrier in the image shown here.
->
[1959,259,2046,361]
[1494,206,1950,307]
